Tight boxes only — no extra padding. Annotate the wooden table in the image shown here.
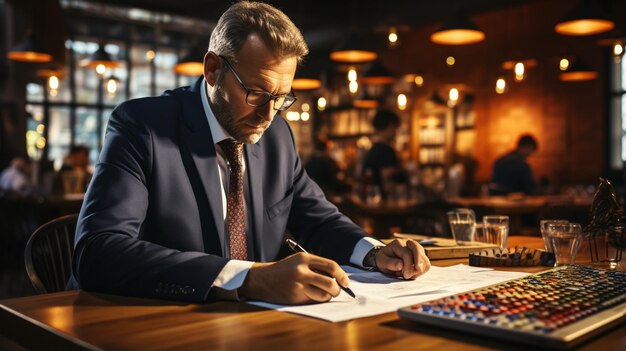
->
[1,237,623,350]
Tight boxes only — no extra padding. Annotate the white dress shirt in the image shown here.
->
[201,80,384,299]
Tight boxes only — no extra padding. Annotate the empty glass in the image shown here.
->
[540,219,569,252]
[447,209,476,245]
[545,223,583,266]
[482,215,509,248]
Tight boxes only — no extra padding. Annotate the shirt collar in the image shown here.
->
[201,78,232,145]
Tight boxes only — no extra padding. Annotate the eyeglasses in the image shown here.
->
[219,55,297,111]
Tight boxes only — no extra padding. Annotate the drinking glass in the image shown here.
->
[540,219,569,252]
[546,223,583,266]
[446,209,476,245]
[482,215,509,248]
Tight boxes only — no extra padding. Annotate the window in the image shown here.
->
[25,39,197,166]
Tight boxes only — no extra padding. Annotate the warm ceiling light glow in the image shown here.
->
[449,88,459,101]
[301,103,310,112]
[106,78,118,94]
[514,62,525,81]
[36,137,46,149]
[286,111,300,121]
[397,94,407,110]
[349,81,359,94]
[291,78,321,90]
[300,112,310,121]
[446,56,456,66]
[495,77,507,94]
[414,75,424,87]
[614,43,624,57]
[330,50,377,63]
[388,27,398,45]
[555,19,614,36]
[348,67,357,82]
[7,51,53,63]
[353,98,379,109]
[146,50,156,61]
[317,97,327,111]
[173,62,204,76]
[555,0,615,36]
[559,58,570,71]
[431,29,485,45]
[560,58,597,81]
[36,124,45,134]
[95,64,106,75]
[48,75,59,90]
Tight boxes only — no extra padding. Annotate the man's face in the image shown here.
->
[207,34,297,144]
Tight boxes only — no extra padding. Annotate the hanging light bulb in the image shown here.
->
[301,103,310,112]
[48,75,59,90]
[388,26,399,46]
[349,81,359,94]
[397,94,407,110]
[95,64,106,76]
[559,58,570,71]
[614,43,624,56]
[317,97,327,111]
[446,56,456,66]
[347,67,357,82]
[106,78,117,94]
[448,88,459,107]
[146,50,156,61]
[514,62,525,82]
[495,77,507,94]
[301,112,310,121]
[414,75,424,87]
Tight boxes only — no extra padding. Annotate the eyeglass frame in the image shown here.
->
[218,55,297,111]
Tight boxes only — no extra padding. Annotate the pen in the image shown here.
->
[285,238,357,299]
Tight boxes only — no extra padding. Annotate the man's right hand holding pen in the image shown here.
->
[238,239,430,305]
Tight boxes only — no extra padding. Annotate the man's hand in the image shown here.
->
[238,253,350,305]
[376,239,430,279]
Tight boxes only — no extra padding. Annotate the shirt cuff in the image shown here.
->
[210,259,254,301]
[349,237,385,268]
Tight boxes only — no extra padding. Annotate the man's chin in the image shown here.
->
[239,132,264,144]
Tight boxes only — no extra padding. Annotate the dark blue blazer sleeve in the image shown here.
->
[72,101,228,303]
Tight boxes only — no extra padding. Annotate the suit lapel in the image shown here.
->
[180,79,226,256]
[245,142,265,261]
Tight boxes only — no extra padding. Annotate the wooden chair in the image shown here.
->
[24,214,78,294]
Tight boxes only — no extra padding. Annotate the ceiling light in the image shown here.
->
[555,0,614,36]
[362,61,395,85]
[560,58,597,81]
[81,42,121,70]
[7,35,53,63]
[173,46,205,76]
[431,13,485,45]
[330,33,377,63]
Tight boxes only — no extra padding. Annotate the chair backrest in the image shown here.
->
[24,214,78,294]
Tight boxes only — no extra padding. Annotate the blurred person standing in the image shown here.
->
[304,138,348,196]
[360,109,406,200]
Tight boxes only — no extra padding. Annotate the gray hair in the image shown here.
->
[208,1,309,64]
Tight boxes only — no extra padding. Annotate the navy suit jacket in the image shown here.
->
[72,78,369,302]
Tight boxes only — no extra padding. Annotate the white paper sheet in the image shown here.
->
[248,264,531,322]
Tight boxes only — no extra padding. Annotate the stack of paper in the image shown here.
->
[249,264,530,322]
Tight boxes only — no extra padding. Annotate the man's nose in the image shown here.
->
[256,102,275,122]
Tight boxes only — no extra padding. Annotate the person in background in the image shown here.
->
[71,2,429,306]
[59,145,92,194]
[0,157,34,196]
[361,109,406,199]
[491,134,538,195]
[304,138,348,196]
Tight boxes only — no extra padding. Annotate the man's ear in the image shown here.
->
[203,51,221,86]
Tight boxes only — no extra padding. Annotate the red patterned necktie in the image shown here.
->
[218,139,247,260]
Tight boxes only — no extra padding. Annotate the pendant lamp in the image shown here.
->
[80,42,121,69]
[362,61,395,85]
[173,46,206,76]
[7,35,53,63]
[555,0,614,36]
[559,58,597,81]
[330,33,377,63]
[430,13,485,45]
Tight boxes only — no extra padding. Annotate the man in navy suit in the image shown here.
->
[72,2,430,305]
